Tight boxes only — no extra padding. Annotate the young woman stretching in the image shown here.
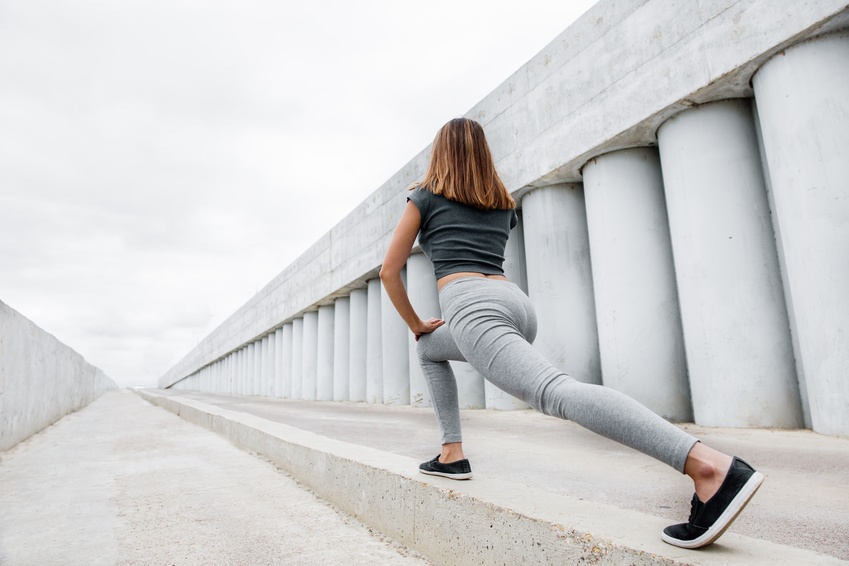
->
[379,117,763,549]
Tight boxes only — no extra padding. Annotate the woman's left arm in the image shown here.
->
[379,201,444,339]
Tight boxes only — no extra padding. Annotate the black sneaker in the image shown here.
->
[419,454,473,480]
[662,456,764,549]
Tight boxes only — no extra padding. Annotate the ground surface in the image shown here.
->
[0,390,430,566]
[160,390,849,562]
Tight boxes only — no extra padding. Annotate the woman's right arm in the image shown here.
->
[379,201,444,339]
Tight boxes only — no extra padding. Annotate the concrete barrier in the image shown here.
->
[0,300,117,451]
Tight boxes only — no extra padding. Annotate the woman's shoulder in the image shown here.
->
[407,185,435,215]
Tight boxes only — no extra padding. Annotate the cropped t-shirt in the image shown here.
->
[407,187,518,280]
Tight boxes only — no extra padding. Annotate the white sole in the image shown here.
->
[662,471,764,549]
[419,469,473,480]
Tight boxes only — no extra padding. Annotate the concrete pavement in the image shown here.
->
[138,389,849,565]
[0,390,429,566]
[3,387,847,565]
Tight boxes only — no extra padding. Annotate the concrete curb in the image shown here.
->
[134,390,843,565]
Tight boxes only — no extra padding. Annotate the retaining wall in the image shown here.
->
[0,300,117,451]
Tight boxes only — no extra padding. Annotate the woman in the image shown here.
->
[379,117,762,549]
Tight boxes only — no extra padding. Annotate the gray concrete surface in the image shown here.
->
[0,390,429,566]
[0,299,117,451]
[141,389,849,565]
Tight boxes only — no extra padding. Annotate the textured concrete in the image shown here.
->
[583,148,691,422]
[333,297,350,401]
[522,184,601,385]
[381,269,409,405]
[0,390,429,566]
[316,304,335,401]
[140,389,849,565]
[753,31,849,436]
[0,300,116,451]
[658,99,803,428]
[348,288,368,402]
[405,253,437,408]
[366,278,383,404]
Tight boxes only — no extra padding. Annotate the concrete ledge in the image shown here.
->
[134,389,842,565]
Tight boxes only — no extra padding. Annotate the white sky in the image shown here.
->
[0,0,597,388]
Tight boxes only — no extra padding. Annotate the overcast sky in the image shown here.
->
[1,0,597,388]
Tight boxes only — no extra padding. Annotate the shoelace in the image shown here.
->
[687,493,703,523]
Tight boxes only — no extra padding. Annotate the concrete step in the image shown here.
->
[136,389,849,565]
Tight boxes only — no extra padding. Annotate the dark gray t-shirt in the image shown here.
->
[407,187,518,280]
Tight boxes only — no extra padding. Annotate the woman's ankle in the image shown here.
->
[684,443,733,502]
[440,442,465,463]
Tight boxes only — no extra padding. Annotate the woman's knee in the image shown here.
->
[416,335,435,364]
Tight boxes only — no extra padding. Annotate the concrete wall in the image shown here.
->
[163,0,849,436]
[1,300,117,451]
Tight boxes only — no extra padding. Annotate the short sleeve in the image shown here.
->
[510,209,518,230]
[406,187,431,220]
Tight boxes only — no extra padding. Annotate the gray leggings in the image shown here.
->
[416,277,698,473]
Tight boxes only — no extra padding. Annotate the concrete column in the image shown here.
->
[240,346,248,395]
[406,253,438,407]
[243,346,250,395]
[229,356,239,394]
[267,333,277,397]
[229,351,235,394]
[260,334,270,397]
[503,210,529,293]
[244,345,251,395]
[280,323,294,398]
[253,339,263,396]
[273,328,283,397]
[244,347,251,395]
[301,310,319,401]
[245,342,255,396]
[291,318,304,399]
[366,279,383,404]
[522,184,602,384]
[487,213,531,410]
[333,297,351,401]
[224,352,236,394]
[316,304,335,401]
[234,349,240,394]
[753,32,849,436]
[582,148,692,421]
[382,268,410,405]
[657,98,802,428]
[349,288,368,402]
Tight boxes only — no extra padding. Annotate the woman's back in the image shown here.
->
[407,187,517,280]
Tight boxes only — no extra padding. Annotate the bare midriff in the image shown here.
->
[436,271,508,291]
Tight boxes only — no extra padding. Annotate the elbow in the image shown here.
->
[379,265,399,282]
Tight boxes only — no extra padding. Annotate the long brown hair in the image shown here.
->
[415,118,515,210]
